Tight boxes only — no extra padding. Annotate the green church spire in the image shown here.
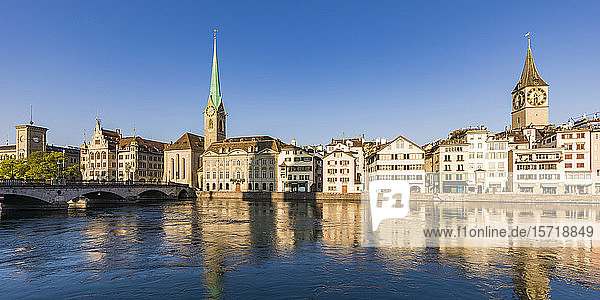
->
[208,29,222,108]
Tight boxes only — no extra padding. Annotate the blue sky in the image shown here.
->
[1,0,599,147]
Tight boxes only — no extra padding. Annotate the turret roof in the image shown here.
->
[513,46,548,91]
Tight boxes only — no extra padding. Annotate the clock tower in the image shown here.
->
[511,36,549,130]
[204,30,226,149]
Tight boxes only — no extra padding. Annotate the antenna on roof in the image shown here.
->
[133,121,136,137]
[29,104,33,125]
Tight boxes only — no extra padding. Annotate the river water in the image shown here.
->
[1,198,600,299]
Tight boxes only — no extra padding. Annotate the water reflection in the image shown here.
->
[0,198,599,298]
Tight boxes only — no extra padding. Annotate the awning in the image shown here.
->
[518,183,535,188]
[540,184,559,188]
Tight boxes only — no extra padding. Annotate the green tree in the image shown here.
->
[0,151,80,180]
[0,158,27,179]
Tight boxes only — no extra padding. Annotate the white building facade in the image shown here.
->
[366,135,425,193]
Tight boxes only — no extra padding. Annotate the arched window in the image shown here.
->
[262,183,267,190]
[176,154,180,179]
[236,171,241,179]
[95,152,100,160]
[248,183,252,190]
[212,183,216,190]
[171,158,175,179]
[209,120,213,129]
[206,183,210,190]
[269,183,273,191]
[101,151,106,159]
[255,183,259,190]
[226,183,229,190]
[219,183,223,190]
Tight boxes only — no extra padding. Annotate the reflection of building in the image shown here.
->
[366,135,425,193]
[320,201,361,246]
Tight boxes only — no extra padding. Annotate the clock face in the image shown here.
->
[206,106,215,117]
[512,91,525,110]
[527,88,547,106]
[19,135,25,142]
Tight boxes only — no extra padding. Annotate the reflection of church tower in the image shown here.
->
[204,30,227,150]
[511,35,549,129]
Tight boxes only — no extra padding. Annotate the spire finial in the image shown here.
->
[213,28,218,40]
[525,32,531,48]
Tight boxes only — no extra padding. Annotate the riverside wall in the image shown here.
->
[198,191,600,204]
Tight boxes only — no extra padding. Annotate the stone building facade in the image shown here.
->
[366,135,425,193]
[277,143,321,192]
[322,150,360,193]
[201,136,281,192]
[163,133,204,188]
[118,137,167,183]
[80,120,120,181]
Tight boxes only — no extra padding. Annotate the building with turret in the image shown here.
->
[1,121,81,179]
[81,119,166,182]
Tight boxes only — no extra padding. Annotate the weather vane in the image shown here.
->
[525,32,532,48]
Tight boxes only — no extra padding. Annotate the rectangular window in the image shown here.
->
[577,154,585,159]
[577,163,585,168]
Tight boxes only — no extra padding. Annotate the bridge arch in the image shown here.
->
[177,189,193,199]
[138,190,169,200]
[78,191,127,201]
[0,194,62,209]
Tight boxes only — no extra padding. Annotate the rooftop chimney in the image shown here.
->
[291,138,296,146]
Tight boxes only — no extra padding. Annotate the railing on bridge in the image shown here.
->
[0,179,189,188]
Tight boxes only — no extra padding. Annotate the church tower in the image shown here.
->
[204,30,226,149]
[511,35,549,130]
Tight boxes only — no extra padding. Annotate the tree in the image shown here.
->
[0,151,80,180]
[0,158,27,179]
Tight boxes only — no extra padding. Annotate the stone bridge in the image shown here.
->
[0,182,196,210]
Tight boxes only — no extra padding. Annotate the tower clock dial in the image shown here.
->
[527,88,547,106]
[206,105,215,117]
[512,91,525,110]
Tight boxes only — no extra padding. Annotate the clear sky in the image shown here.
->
[1,0,599,147]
